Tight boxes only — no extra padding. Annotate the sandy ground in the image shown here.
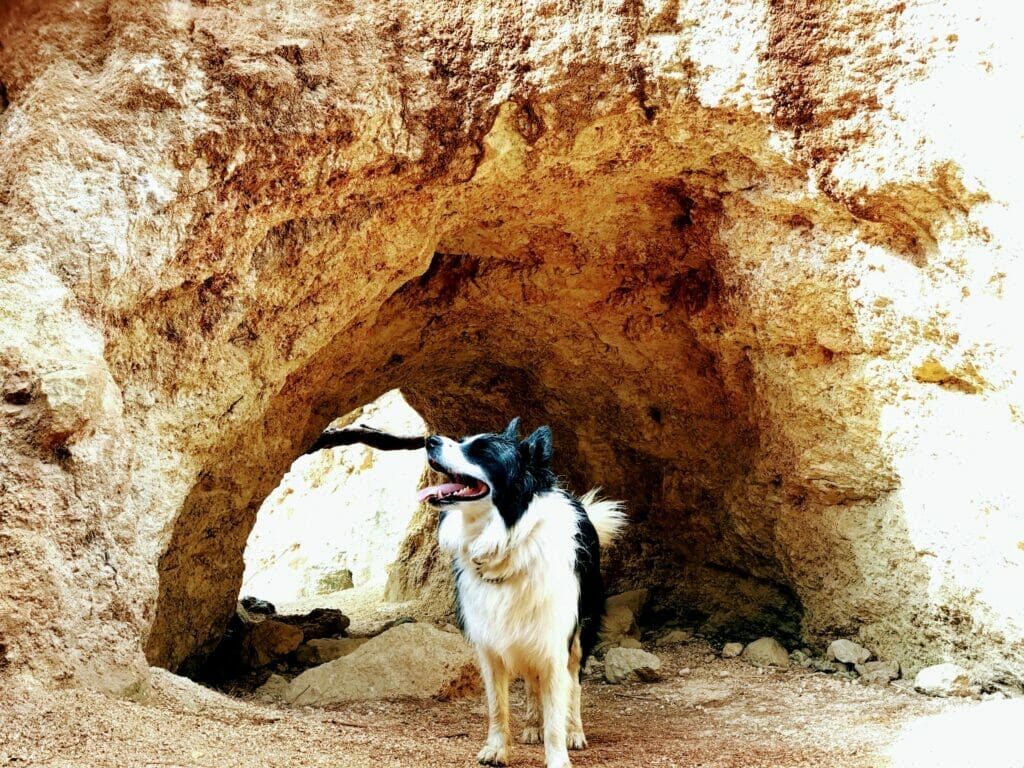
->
[5,640,1021,768]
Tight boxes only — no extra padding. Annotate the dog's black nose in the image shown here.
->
[425,435,442,451]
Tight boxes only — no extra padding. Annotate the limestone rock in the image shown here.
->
[856,660,900,685]
[604,648,662,684]
[655,630,693,647]
[742,638,790,669]
[1,0,1023,696]
[606,590,649,615]
[255,674,290,702]
[721,643,744,659]
[600,590,647,645]
[283,624,479,704]
[914,664,973,698]
[828,639,871,665]
[295,637,368,666]
[618,637,644,650]
[240,620,303,669]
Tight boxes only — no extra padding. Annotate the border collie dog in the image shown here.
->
[417,418,626,768]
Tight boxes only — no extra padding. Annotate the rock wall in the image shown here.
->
[1,0,1022,693]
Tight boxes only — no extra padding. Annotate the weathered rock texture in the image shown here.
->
[283,623,479,704]
[1,0,1023,694]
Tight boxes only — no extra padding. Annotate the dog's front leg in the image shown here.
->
[566,633,586,750]
[539,655,572,768]
[477,650,511,766]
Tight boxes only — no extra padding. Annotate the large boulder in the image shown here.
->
[283,623,479,704]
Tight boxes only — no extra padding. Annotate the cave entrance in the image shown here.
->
[240,388,427,614]
[187,389,440,689]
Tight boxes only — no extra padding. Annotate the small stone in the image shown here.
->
[721,642,744,659]
[316,568,354,594]
[914,663,972,697]
[677,667,691,676]
[618,637,644,650]
[812,658,840,674]
[655,629,692,647]
[741,638,790,669]
[790,649,808,663]
[855,660,900,685]
[255,673,289,701]
[718,670,731,678]
[828,639,871,665]
[603,647,662,684]
[583,657,604,676]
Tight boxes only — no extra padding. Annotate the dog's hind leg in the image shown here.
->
[539,653,572,768]
[519,673,543,744]
[566,633,587,750]
[477,650,512,766]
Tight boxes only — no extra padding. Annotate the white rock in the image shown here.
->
[721,642,744,658]
[828,639,871,665]
[604,647,662,684]
[914,663,972,697]
[741,638,790,668]
[284,623,479,704]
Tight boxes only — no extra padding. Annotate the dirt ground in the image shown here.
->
[6,640,1020,768]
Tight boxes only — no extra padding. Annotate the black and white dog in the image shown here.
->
[417,418,626,768]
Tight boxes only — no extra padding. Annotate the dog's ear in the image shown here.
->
[521,425,553,469]
[503,416,521,439]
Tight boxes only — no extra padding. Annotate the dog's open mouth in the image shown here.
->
[416,460,490,504]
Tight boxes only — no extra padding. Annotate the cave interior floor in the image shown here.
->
[4,641,1009,768]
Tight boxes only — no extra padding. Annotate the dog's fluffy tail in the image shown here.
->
[580,488,627,548]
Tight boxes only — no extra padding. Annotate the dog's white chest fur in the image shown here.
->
[439,491,581,673]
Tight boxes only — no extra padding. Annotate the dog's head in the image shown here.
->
[417,417,556,524]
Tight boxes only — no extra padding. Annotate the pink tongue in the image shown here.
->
[416,482,466,503]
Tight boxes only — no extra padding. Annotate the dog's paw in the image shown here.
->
[566,730,587,750]
[477,742,510,766]
[545,756,572,768]
[519,726,542,744]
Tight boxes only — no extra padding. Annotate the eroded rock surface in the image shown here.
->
[1,0,1023,694]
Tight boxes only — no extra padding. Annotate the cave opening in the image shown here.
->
[174,389,438,688]
[140,104,959,694]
